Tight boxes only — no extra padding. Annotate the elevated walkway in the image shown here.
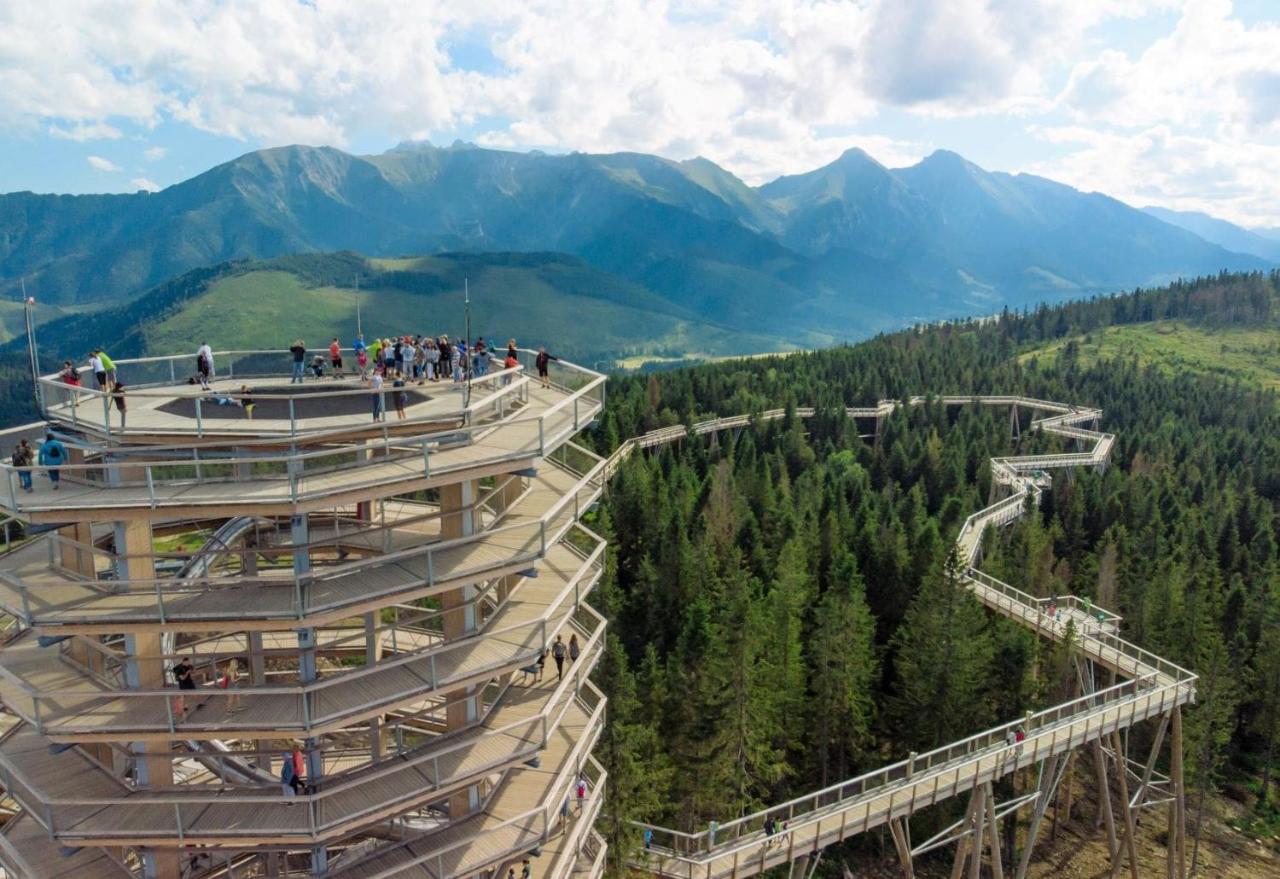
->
[610,395,1190,879]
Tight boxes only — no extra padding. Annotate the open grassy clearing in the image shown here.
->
[1019,320,1280,390]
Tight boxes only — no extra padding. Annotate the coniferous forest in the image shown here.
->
[578,271,1280,874]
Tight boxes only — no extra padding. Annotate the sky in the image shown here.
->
[1,0,1278,228]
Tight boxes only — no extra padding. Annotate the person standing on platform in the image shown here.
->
[568,633,580,666]
[12,440,33,492]
[521,859,531,879]
[370,372,384,422]
[393,373,408,420]
[535,347,557,389]
[88,351,107,391]
[552,634,566,680]
[112,383,127,431]
[329,338,343,378]
[196,347,212,390]
[60,360,81,386]
[38,433,66,490]
[289,340,307,383]
[98,349,117,387]
[197,342,215,381]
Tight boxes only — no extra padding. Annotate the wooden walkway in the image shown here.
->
[609,396,1190,879]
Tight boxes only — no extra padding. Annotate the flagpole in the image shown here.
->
[463,277,472,408]
[21,279,44,416]
[355,273,362,337]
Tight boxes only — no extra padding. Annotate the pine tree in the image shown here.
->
[889,547,997,750]
[808,553,877,784]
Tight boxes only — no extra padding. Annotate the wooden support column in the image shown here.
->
[366,611,383,760]
[985,782,1004,879]
[58,521,95,576]
[1169,707,1187,879]
[1092,739,1119,861]
[439,480,481,820]
[1015,753,1063,879]
[117,519,179,879]
[1108,730,1141,879]
[888,817,914,879]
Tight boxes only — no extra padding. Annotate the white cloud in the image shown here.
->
[48,121,122,141]
[130,176,160,192]
[0,1,1276,220]
[86,155,121,172]
[143,146,167,161]
[1029,124,1280,227]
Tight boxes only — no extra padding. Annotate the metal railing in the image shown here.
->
[0,615,608,845]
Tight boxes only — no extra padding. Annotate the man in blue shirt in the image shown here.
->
[37,433,67,490]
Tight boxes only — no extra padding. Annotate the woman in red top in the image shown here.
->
[60,360,81,386]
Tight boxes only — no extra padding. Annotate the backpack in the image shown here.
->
[553,641,565,659]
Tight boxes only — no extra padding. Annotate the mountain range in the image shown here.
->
[1141,206,1280,263]
[0,142,1272,344]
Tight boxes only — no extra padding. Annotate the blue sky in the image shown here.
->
[1,1,1278,226]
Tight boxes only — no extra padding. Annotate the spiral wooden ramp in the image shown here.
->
[0,350,608,879]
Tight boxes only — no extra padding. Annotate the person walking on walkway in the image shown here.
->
[38,433,66,490]
[370,372,384,422]
[520,859,531,879]
[575,773,587,812]
[173,655,196,717]
[289,340,307,383]
[12,440,33,492]
[220,658,243,714]
[552,634,566,680]
[568,633,580,666]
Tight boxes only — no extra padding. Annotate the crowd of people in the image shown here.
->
[21,333,562,481]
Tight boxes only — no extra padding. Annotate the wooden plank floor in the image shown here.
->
[44,373,523,440]
[328,688,601,879]
[0,813,131,879]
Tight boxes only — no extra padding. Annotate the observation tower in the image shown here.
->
[0,347,608,879]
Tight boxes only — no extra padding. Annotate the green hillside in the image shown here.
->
[0,249,801,430]
[1019,321,1280,390]
[144,261,798,361]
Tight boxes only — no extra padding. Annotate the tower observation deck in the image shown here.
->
[0,348,609,879]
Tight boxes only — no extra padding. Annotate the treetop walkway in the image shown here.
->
[607,394,1191,879]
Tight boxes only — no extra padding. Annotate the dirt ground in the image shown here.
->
[830,773,1279,878]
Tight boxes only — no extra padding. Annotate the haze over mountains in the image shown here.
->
[0,142,1271,344]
